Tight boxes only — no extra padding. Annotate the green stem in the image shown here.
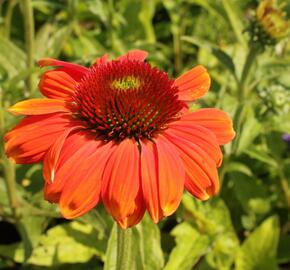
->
[233,45,260,154]
[2,158,19,217]
[278,164,290,209]
[4,0,17,39]
[116,226,133,270]
[238,45,260,100]
[173,27,182,74]
[0,89,19,219]
[107,0,119,55]
[22,0,35,96]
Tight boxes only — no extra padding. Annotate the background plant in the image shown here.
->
[0,0,289,269]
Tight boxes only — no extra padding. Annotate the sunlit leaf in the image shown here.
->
[164,222,209,270]
[235,216,280,270]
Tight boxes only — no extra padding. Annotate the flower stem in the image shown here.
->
[278,164,290,209]
[22,0,35,96]
[116,226,133,270]
[238,45,260,100]
[0,89,19,219]
[4,0,17,39]
[233,45,260,154]
[2,157,19,217]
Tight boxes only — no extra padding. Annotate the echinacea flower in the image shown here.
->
[5,50,235,228]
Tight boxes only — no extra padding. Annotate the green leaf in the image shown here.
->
[235,216,280,270]
[134,214,164,270]
[0,36,26,76]
[231,172,270,215]
[224,162,253,176]
[212,48,236,75]
[235,117,262,155]
[0,221,108,266]
[182,36,236,76]
[221,0,246,47]
[164,222,209,270]
[35,24,72,59]
[187,0,226,20]
[182,195,239,269]
[278,234,290,264]
[17,216,47,261]
[244,147,277,167]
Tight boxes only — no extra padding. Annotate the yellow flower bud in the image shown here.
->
[256,0,289,39]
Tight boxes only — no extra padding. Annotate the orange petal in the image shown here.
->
[38,58,88,81]
[101,139,141,222]
[43,132,103,203]
[59,142,115,219]
[153,136,185,217]
[174,65,211,101]
[180,109,235,145]
[167,122,223,166]
[39,70,76,100]
[4,113,70,164]
[117,189,145,229]
[42,125,83,183]
[164,129,220,199]
[93,54,109,66]
[140,140,163,223]
[117,50,148,62]
[8,99,71,115]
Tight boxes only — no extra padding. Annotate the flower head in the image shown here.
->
[248,0,290,47]
[257,0,289,40]
[5,50,235,228]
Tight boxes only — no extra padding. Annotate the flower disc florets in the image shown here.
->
[73,60,185,142]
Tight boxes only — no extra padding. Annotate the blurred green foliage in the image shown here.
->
[0,0,289,269]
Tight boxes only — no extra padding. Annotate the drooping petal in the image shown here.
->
[4,113,72,164]
[155,136,185,216]
[140,137,185,222]
[174,65,210,101]
[59,142,115,219]
[39,70,76,100]
[140,140,162,223]
[43,132,104,203]
[117,189,145,229]
[101,139,141,223]
[42,125,84,183]
[117,50,148,62]
[38,58,89,81]
[8,99,71,115]
[179,109,236,145]
[164,126,220,200]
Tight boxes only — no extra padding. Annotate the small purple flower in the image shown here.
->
[282,134,290,142]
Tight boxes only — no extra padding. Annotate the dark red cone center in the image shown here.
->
[73,60,185,142]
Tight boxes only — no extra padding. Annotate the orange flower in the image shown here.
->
[5,50,235,228]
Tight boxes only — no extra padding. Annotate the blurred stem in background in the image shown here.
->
[278,162,290,209]
[238,45,260,100]
[232,45,260,155]
[21,0,35,96]
[163,1,185,74]
[0,87,19,219]
[4,0,17,39]
[107,0,122,55]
